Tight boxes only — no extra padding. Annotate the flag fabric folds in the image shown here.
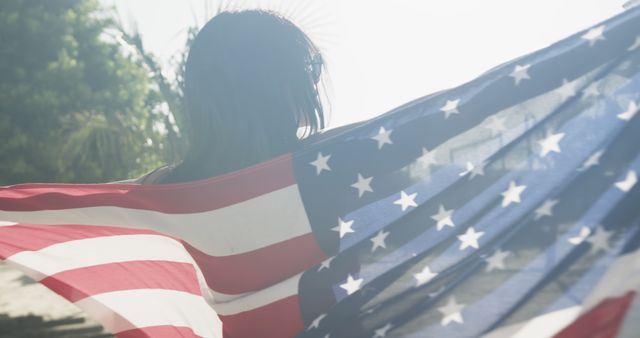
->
[2,7,640,338]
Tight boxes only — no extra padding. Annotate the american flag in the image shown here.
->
[1,7,640,338]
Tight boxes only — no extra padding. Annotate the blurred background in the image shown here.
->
[0,1,633,336]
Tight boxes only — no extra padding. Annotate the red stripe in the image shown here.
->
[116,326,202,338]
[553,291,636,338]
[41,261,202,302]
[186,233,325,294]
[219,295,304,338]
[0,224,326,296]
[0,224,160,258]
[0,154,295,213]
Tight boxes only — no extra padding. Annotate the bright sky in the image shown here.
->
[101,0,626,128]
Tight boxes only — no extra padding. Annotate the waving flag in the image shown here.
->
[2,7,640,338]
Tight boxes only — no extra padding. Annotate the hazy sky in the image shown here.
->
[101,0,627,127]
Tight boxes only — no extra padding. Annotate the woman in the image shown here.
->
[139,9,326,184]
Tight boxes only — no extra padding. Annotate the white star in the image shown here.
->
[317,256,335,272]
[582,25,606,46]
[370,230,390,252]
[484,249,510,272]
[441,99,461,119]
[351,174,374,198]
[534,199,559,220]
[629,35,640,51]
[578,150,604,172]
[373,323,393,338]
[509,64,531,85]
[458,161,487,179]
[471,161,486,179]
[372,127,393,149]
[438,296,465,326]
[538,132,566,157]
[556,78,578,102]
[340,274,363,295]
[617,101,638,121]
[413,265,438,287]
[307,313,326,330]
[417,148,438,168]
[501,181,527,207]
[431,205,455,231]
[332,218,355,238]
[615,170,637,193]
[568,226,591,245]
[484,115,508,136]
[457,227,485,250]
[582,82,600,99]
[310,152,331,175]
[393,191,418,211]
[587,226,613,254]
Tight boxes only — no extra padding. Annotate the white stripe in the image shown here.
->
[581,249,640,309]
[617,284,640,338]
[0,185,311,257]
[482,306,581,338]
[8,235,194,280]
[0,221,17,227]
[75,289,222,338]
[213,273,301,316]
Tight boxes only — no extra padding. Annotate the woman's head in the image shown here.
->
[167,10,325,182]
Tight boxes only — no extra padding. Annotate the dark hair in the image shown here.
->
[162,10,325,183]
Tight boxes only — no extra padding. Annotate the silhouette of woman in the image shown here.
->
[138,10,326,184]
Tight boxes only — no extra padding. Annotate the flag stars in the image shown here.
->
[484,249,510,272]
[582,82,600,99]
[317,256,334,272]
[484,115,508,136]
[307,313,326,331]
[457,227,485,250]
[501,181,527,207]
[431,205,455,231]
[351,174,374,198]
[535,199,559,220]
[373,323,393,338]
[556,78,578,102]
[509,64,531,86]
[332,218,355,238]
[372,127,393,149]
[438,296,465,326]
[582,25,606,46]
[587,226,613,254]
[459,161,486,179]
[340,274,363,295]
[617,101,638,121]
[413,266,438,287]
[394,191,418,211]
[310,152,331,175]
[629,35,640,51]
[538,132,566,157]
[370,230,390,252]
[441,99,461,119]
[615,170,637,193]
[578,150,604,172]
[568,226,591,245]
[417,148,438,168]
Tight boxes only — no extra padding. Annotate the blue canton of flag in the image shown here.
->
[294,6,640,338]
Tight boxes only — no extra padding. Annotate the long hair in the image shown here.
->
[162,10,325,183]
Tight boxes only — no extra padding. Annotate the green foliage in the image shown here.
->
[0,0,167,184]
